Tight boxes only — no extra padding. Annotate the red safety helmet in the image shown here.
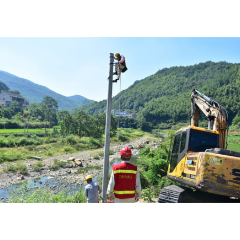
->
[120,146,132,157]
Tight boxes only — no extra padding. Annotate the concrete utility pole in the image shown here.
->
[102,53,114,203]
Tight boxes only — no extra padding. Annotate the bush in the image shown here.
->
[32,165,41,172]
[93,155,100,160]
[66,135,77,145]
[50,159,66,170]
[74,143,87,151]
[33,161,43,172]
[109,149,114,155]
[63,146,75,153]
[44,136,57,144]
[118,132,129,142]
[139,168,151,189]
[18,137,28,145]
[89,137,103,147]
[0,151,7,163]
[98,151,104,157]
[4,162,28,175]
[47,151,53,156]
[138,145,168,185]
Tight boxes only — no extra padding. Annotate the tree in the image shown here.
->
[0,107,12,119]
[11,100,20,115]
[73,110,91,137]
[8,90,21,95]
[42,96,58,131]
[22,110,30,137]
[28,102,45,121]
[58,110,73,136]
[91,113,106,138]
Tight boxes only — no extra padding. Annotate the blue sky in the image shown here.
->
[0,37,240,101]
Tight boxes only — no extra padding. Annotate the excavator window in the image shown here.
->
[180,132,187,153]
[172,134,181,153]
[170,132,187,172]
[189,130,218,152]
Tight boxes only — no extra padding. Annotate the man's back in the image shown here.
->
[85,182,102,203]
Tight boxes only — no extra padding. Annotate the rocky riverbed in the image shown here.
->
[0,135,162,202]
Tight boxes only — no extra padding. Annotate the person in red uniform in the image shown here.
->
[112,52,127,82]
[107,146,141,203]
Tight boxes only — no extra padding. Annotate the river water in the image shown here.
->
[0,155,139,202]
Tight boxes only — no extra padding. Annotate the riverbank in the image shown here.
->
[0,134,162,202]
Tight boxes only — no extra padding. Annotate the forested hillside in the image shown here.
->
[0,71,94,110]
[0,81,10,92]
[76,61,240,128]
[68,95,95,107]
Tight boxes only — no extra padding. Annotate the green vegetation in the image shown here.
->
[4,162,28,175]
[0,81,10,92]
[8,183,87,203]
[50,159,67,170]
[0,128,46,134]
[32,162,43,172]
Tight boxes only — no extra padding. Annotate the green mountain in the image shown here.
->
[0,70,94,110]
[68,95,86,102]
[76,61,240,126]
[68,95,95,106]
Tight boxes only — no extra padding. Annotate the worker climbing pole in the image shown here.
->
[112,52,127,83]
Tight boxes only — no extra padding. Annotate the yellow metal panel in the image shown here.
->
[195,152,240,197]
[168,157,186,178]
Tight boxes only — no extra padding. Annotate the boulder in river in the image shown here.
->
[68,157,75,161]
[65,163,73,168]
[75,160,83,167]
[16,175,24,181]
[138,144,145,149]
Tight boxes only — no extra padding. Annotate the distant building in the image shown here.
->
[115,111,137,118]
[0,91,29,108]
[116,111,129,116]
[104,109,117,115]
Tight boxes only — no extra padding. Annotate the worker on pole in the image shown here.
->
[85,175,102,203]
[107,146,141,203]
[112,52,127,83]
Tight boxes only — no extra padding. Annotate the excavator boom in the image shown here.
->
[190,89,228,149]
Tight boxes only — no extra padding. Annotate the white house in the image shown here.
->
[0,91,29,108]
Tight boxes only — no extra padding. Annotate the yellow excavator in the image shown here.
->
[158,89,240,203]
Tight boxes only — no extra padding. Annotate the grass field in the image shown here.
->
[0,128,59,134]
[227,134,240,152]
[227,142,240,152]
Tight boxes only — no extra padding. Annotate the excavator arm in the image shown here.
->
[190,89,228,148]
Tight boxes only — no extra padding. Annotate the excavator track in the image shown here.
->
[158,185,240,203]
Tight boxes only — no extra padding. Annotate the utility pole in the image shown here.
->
[102,53,114,203]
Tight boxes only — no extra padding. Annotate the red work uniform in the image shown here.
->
[113,161,137,199]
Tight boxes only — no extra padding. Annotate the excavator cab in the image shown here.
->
[169,126,219,173]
